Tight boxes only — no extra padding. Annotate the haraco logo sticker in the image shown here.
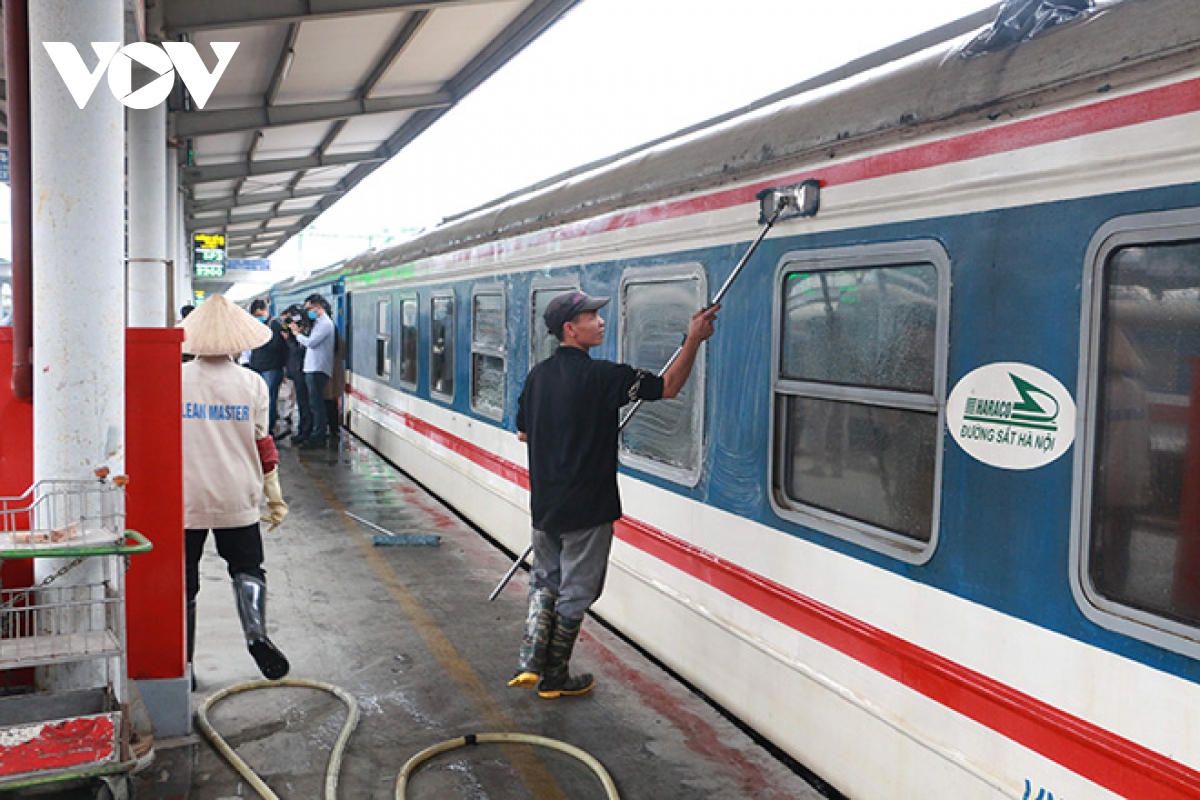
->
[947,362,1076,470]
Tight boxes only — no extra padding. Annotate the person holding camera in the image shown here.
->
[248,299,289,440]
[288,293,336,449]
[280,305,312,443]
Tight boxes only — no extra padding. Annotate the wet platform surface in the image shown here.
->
[126,435,826,799]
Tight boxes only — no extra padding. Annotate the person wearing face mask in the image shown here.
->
[288,293,336,449]
[248,299,289,440]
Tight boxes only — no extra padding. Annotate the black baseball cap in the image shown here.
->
[544,291,610,338]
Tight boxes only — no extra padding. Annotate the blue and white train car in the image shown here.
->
[336,1,1200,796]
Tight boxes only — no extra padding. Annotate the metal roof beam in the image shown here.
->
[182,150,382,184]
[188,185,331,214]
[189,209,283,226]
[174,91,452,137]
[163,0,499,34]
[225,228,291,241]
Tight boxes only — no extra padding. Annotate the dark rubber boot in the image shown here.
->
[509,589,557,688]
[232,573,290,680]
[537,614,594,699]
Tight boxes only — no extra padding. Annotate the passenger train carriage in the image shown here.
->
[320,1,1200,796]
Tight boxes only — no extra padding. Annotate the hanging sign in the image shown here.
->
[192,233,226,277]
[946,362,1076,470]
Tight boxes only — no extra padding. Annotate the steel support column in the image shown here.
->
[128,104,169,326]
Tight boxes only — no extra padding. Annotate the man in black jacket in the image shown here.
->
[249,299,289,440]
[512,291,718,698]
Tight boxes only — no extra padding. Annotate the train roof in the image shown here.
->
[340,0,1200,281]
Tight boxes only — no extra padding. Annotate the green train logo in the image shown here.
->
[947,362,1076,471]
[963,373,1059,432]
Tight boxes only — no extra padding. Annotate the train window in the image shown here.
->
[771,242,948,561]
[430,293,455,401]
[1078,216,1200,646]
[471,289,506,419]
[618,265,707,485]
[399,297,418,389]
[375,299,392,380]
[531,284,576,365]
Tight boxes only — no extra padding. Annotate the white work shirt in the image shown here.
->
[182,357,268,529]
[296,313,335,377]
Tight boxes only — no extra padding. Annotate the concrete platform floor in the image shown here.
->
[130,435,828,800]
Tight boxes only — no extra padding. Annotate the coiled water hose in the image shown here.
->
[195,678,621,800]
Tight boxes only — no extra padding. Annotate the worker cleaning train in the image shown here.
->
[512,291,718,698]
[181,294,291,688]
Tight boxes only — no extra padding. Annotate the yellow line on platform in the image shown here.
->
[298,455,570,800]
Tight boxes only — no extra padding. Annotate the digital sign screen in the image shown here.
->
[193,233,226,277]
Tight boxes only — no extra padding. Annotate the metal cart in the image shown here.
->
[0,478,152,798]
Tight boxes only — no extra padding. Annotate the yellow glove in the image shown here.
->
[261,468,288,531]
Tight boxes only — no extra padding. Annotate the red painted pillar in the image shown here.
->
[1172,358,1200,614]
[124,329,185,680]
[0,328,34,692]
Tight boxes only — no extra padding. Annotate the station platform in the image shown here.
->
[122,435,827,799]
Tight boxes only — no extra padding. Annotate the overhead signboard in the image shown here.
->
[226,258,270,271]
[192,233,226,277]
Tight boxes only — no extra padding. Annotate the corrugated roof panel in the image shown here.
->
[326,110,416,155]
[192,131,256,163]
[226,221,266,232]
[377,1,527,92]
[278,197,323,213]
[255,120,340,159]
[292,166,356,189]
[190,25,288,109]
[239,174,307,195]
[274,12,416,106]
[190,180,240,200]
[169,0,583,267]
[266,215,307,229]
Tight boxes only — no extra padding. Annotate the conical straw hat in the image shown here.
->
[181,294,271,356]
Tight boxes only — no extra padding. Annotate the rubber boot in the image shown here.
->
[508,589,557,688]
[537,614,594,698]
[186,600,197,691]
[232,573,290,680]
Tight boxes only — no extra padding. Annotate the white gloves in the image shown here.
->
[262,468,288,531]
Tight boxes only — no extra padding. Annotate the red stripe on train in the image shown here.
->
[350,389,1200,798]
[417,76,1200,268]
[618,515,1200,800]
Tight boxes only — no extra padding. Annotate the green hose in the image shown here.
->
[196,679,621,800]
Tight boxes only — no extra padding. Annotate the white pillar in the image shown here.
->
[178,196,193,309]
[166,146,185,318]
[30,0,126,691]
[127,103,168,326]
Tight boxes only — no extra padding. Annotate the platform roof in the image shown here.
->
[168,0,580,263]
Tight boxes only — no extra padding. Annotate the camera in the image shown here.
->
[281,305,310,335]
